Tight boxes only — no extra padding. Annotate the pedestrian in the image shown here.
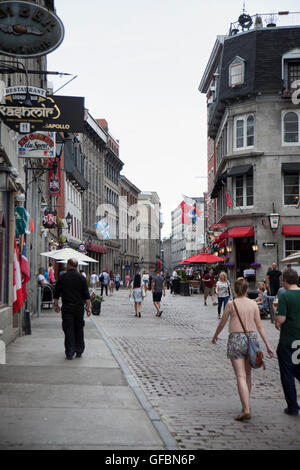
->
[115,272,121,291]
[125,273,131,289]
[80,270,86,279]
[266,263,282,297]
[100,270,109,296]
[48,263,55,284]
[216,271,232,319]
[165,272,171,289]
[212,277,274,421]
[274,269,300,416]
[129,273,144,317]
[90,271,99,290]
[142,271,149,296]
[255,286,269,317]
[53,258,92,360]
[109,271,115,295]
[203,268,218,306]
[152,270,166,317]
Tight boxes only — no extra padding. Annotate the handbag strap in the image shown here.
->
[232,300,248,334]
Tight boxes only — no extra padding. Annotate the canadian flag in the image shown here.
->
[13,237,24,315]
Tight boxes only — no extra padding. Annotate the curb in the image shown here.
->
[89,315,178,450]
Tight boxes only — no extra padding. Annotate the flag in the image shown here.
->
[95,219,110,240]
[179,201,192,225]
[13,237,24,315]
[20,243,30,301]
[225,190,233,208]
[180,198,202,225]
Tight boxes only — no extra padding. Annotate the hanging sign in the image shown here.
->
[48,159,60,196]
[0,1,64,58]
[43,210,57,229]
[18,131,55,158]
[1,94,85,133]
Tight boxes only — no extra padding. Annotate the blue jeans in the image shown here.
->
[277,342,300,413]
[218,296,229,315]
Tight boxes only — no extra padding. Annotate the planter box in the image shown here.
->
[92,301,102,315]
[180,282,190,296]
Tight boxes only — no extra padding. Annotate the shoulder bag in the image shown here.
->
[232,300,265,370]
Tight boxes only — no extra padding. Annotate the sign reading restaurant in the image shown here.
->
[0,1,64,57]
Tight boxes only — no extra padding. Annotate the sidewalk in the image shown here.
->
[0,305,174,450]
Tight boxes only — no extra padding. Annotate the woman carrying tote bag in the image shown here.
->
[212,277,274,421]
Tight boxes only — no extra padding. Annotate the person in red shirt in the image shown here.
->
[203,268,218,306]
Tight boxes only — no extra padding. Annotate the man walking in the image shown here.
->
[202,268,218,306]
[152,270,166,317]
[275,269,300,416]
[54,258,91,360]
[267,263,282,297]
[100,270,109,296]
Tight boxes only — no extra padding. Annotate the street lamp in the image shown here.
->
[65,212,73,233]
[269,213,280,232]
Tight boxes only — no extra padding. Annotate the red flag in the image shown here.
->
[180,201,192,225]
[20,243,30,301]
[225,190,233,208]
[13,237,24,315]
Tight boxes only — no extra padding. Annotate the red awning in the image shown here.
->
[282,225,300,236]
[226,226,254,238]
[217,239,226,248]
[86,243,107,254]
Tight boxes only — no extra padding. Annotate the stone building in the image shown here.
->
[199,12,300,280]
[137,192,162,273]
[119,175,141,280]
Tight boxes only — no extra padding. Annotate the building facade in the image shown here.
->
[138,192,162,273]
[199,13,300,280]
[119,175,141,279]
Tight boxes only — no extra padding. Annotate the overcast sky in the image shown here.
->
[48,0,300,237]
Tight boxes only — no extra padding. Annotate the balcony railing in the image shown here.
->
[229,11,300,37]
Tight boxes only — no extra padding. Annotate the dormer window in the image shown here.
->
[229,57,245,87]
[282,49,300,90]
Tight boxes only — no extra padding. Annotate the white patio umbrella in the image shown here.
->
[57,260,88,266]
[281,251,300,263]
[40,247,98,263]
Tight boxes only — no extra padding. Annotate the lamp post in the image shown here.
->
[65,212,73,233]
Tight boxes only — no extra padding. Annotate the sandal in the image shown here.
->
[234,413,251,421]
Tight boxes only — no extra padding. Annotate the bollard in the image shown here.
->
[0,330,5,365]
[23,309,32,335]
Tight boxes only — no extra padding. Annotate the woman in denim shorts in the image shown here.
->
[212,277,274,421]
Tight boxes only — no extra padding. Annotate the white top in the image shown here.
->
[142,274,149,282]
[216,280,230,298]
[172,271,178,278]
[90,274,99,283]
[38,274,48,284]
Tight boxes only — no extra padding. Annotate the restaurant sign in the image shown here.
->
[0,93,85,133]
[18,131,55,158]
[0,1,64,58]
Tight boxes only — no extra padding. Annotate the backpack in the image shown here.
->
[99,274,104,283]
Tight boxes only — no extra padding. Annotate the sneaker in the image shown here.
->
[75,353,82,358]
[213,302,218,306]
[284,408,299,416]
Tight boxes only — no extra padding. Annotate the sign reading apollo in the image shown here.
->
[0,1,64,57]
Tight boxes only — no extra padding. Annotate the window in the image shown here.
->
[283,172,299,206]
[234,114,255,150]
[234,174,253,208]
[283,111,299,144]
[285,239,300,257]
[229,57,245,87]
[282,49,300,90]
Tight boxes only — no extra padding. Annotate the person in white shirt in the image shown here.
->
[38,268,49,286]
[100,271,110,296]
[90,272,99,289]
[142,271,150,295]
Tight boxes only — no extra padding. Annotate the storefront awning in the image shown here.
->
[211,172,227,199]
[282,225,300,236]
[226,226,254,238]
[85,243,107,254]
[282,163,300,174]
[227,165,253,178]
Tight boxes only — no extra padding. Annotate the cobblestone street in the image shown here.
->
[91,287,300,450]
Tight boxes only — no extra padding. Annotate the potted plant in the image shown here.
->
[250,262,261,269]
[91,293,104,315]
[266,15,276,27]
[178,270,191,296]
[224,262,235,268]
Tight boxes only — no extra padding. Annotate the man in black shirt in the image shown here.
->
[267,263,282,297]
[54,258,91,360]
